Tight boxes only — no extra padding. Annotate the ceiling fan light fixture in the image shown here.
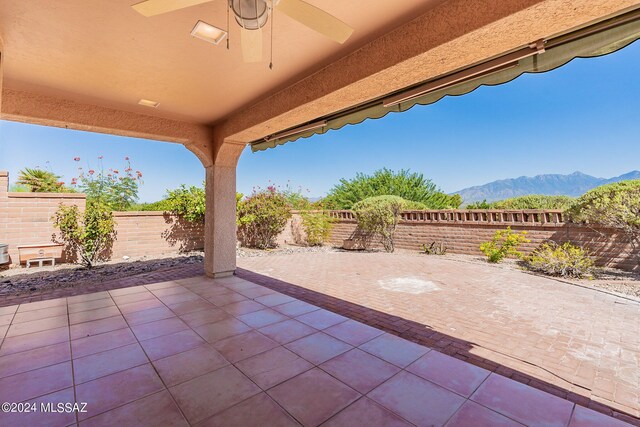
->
[138,99,160,108]
[231,0,269,30]
[190,20,228,45]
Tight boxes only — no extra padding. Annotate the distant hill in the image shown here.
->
[454,171,640,204]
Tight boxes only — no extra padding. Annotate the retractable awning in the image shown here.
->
[251,9,640,152]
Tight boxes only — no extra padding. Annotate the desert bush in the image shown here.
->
[465,195,574,210]
[492,195,575,210]
[324,168,460,209]
[53,201,116,268]
[128,199,173,211]
[165,185,205,222]
[479,227,530,263]
[525,242,595,278]
[301,212,336,246]
[352,195,411,252]
[465,199,493,209]
[237,187,292,249]
[567,180,640,265]
[420,242,448,255]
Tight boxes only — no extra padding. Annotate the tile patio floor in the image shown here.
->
[0,274,633,426]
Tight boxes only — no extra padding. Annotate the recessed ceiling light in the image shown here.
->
[138,99,160,108]
[191,20,227,45]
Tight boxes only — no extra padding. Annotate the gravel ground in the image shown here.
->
[0,246,340,298]
[0,253,204,297]
[1,246,638,300]
[236,245,343,258]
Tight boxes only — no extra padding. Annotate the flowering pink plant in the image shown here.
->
[71,156,143,210]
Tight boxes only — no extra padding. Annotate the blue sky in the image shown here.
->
[1,41,638,202]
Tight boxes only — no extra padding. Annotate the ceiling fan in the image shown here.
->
[131,0,354,64]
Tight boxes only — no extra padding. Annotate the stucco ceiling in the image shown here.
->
[0,0,444,125]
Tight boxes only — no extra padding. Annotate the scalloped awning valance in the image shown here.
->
[251,9,640,152]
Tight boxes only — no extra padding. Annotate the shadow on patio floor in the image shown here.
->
[236,267,640,426]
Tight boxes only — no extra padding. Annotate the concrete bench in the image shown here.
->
[17,244,64,268]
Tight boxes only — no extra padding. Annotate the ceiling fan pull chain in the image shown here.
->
[227,1,230,49]
[269,3,274,69]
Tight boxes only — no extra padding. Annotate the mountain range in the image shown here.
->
[454,171,640,203]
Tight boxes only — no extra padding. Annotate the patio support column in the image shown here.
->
[0,41,4,113]
[203,141,246,278]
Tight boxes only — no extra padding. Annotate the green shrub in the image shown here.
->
[567,180,640,265]
[525,242,595,278]
[301,212,336,246]
[165,185,205,222]
[52,201,116,268]
[324,168,460,209]
[402,200,428,209]
[465,195,575,210]
[237,188,292,249]
[128,199,173,211]
[9,184,30,192]
[492,195,575,210]
[352,195,410,252]
[465,199,493,209]
[479,227,530,263]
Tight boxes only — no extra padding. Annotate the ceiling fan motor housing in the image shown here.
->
[230,0,269,30]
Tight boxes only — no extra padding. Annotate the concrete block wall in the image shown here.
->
[321,212,637,271]
[0,171,203,266]
[110,212,204,260]
[0,172,87,264]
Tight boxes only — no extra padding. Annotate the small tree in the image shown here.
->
[352,195,408,252]
[301,212,336,246]
[567,180,640,264]
[53,201,116,268]
[324,168,459,209]
[237,187,292,249]
[480,227,530,263]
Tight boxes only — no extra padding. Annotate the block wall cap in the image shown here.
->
[8,192,86,199]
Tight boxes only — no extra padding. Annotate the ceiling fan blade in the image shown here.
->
[241,27,263,63]
[131,0,211,17]
[275,0,353,44]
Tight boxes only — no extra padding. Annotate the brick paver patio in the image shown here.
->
[236,252,640,423]
[0,274,633,426]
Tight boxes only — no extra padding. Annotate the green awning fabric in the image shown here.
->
[251,11,640,152]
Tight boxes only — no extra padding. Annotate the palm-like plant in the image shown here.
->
[17,168,64,192]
